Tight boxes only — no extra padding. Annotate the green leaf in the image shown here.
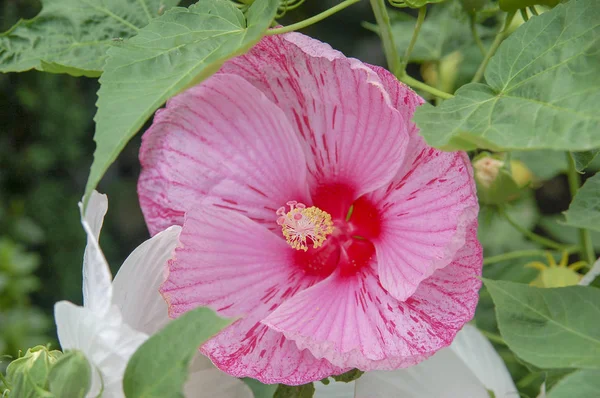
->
[83,0,279,206]
[539,215,600,251]
[484,279,600,369]
[563,173,600,232]
[274,383,315,398]
[572,150,600,173]
[242,378,278,398]
[47,350,92,398]
[332,369,364,383]
[547,369,600,398]
[123,307,232,398]
[511,150,569,180]
[0,0,180,77]
[414,0,600,152]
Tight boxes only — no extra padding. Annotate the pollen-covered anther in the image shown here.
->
[276,201,334,251]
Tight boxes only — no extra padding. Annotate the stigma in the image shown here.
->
[276,201,334,251]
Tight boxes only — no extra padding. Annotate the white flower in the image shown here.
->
[54,191,253,398]
[315,324,518,398]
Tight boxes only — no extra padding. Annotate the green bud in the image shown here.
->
[473,153,533,205]
[499,0,560,12]
[48,350,92,398]
[5,345,62,397]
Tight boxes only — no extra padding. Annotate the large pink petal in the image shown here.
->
[262,223,482,371]
[220,33,409,202]
[160,205,343,384]
[366,140,478,301]
[138,73,308,235]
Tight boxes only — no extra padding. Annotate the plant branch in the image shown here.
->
[369,0,403,76]
[400,6,427,71]
[266,0,361,35]
[478,329,507,346]
[472,11,516,83]
[400,74,454,99]
[469,14,486,56]
[499,206,571,251]
[483,247,579,266]
[566,153,596,264]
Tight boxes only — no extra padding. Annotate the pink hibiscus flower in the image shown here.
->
[138,33,482,385]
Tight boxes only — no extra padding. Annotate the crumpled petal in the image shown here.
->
[367,141,478,301]
[161,205,343,384]
[112,225,181,335]
[54,301,148,398]
[80,191,113,316]
[139,73,309,236]
[220,33,409,208]
[262,223,481,370]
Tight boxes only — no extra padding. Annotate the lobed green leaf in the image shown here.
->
[83,0,279,206]
[563,172,600,232]
[547,369,600,398]
[0,0,180,77]
[414,0,600,152]
[484,279,600,370]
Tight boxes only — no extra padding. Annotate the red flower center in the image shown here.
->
[278,183,382,278]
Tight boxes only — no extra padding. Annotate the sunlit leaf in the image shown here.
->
[0,0,180,77]
[547,369,600,398]
[484,279,600,369]
[563,173,600,232]
[414,0,600,151]
[84,0,279,206]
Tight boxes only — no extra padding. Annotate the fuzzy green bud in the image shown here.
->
[473,153,533,205]
[47,350,92,398]
[5,345,62,397]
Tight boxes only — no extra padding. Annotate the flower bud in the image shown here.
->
[473,153,533,205]
[47,350,92,398]
[5,345,62,396]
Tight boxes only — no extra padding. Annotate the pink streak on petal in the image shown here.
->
[160,205,343,384]
[138,73,309,236]
[220,33,409,201]
[368,142,478,301]
[262,223,481,371]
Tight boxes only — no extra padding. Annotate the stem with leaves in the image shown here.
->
[266,0,361,35]
[566,153,596,265]
[472,11,516,83]
[369,0,454,99]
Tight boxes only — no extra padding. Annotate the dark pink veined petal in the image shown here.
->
[366,140,478,301]
[138,73,309,236]
[220,33,409,202]
[262,223,482,370]
[160,205,343,384]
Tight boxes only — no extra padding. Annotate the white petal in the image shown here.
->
[450,325,518,398]
[183,353,253,398]
[314,379,356,398]
[355,348,488,398]
[111,225,181,334]
[79,190,113,315]
[54,301,148,398]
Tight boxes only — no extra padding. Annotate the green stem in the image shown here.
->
[478,329,507,346]
[517,372,539,389]
[400,74,454,99]
[566,153,596,264]
[369,0,403,76]
[472,11,516,83]
[470,14,486,56]
[400,6,427,71]
[483,247,579,266]
[499,206,570,251]
[520,8,529,22]
[529,6,539,16]
[266,0,361,35]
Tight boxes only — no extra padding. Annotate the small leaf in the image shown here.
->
[484,279,600,369]
[414,0,600,152]
[274,383,315,398]
[47,350,92,398]
[0,0,180,76]
[84,0,279,206]
[563,172,600,232]
[547,369,600,398]
[332,369,364,383]
[123,307,231,398]
[571,150,600,173]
